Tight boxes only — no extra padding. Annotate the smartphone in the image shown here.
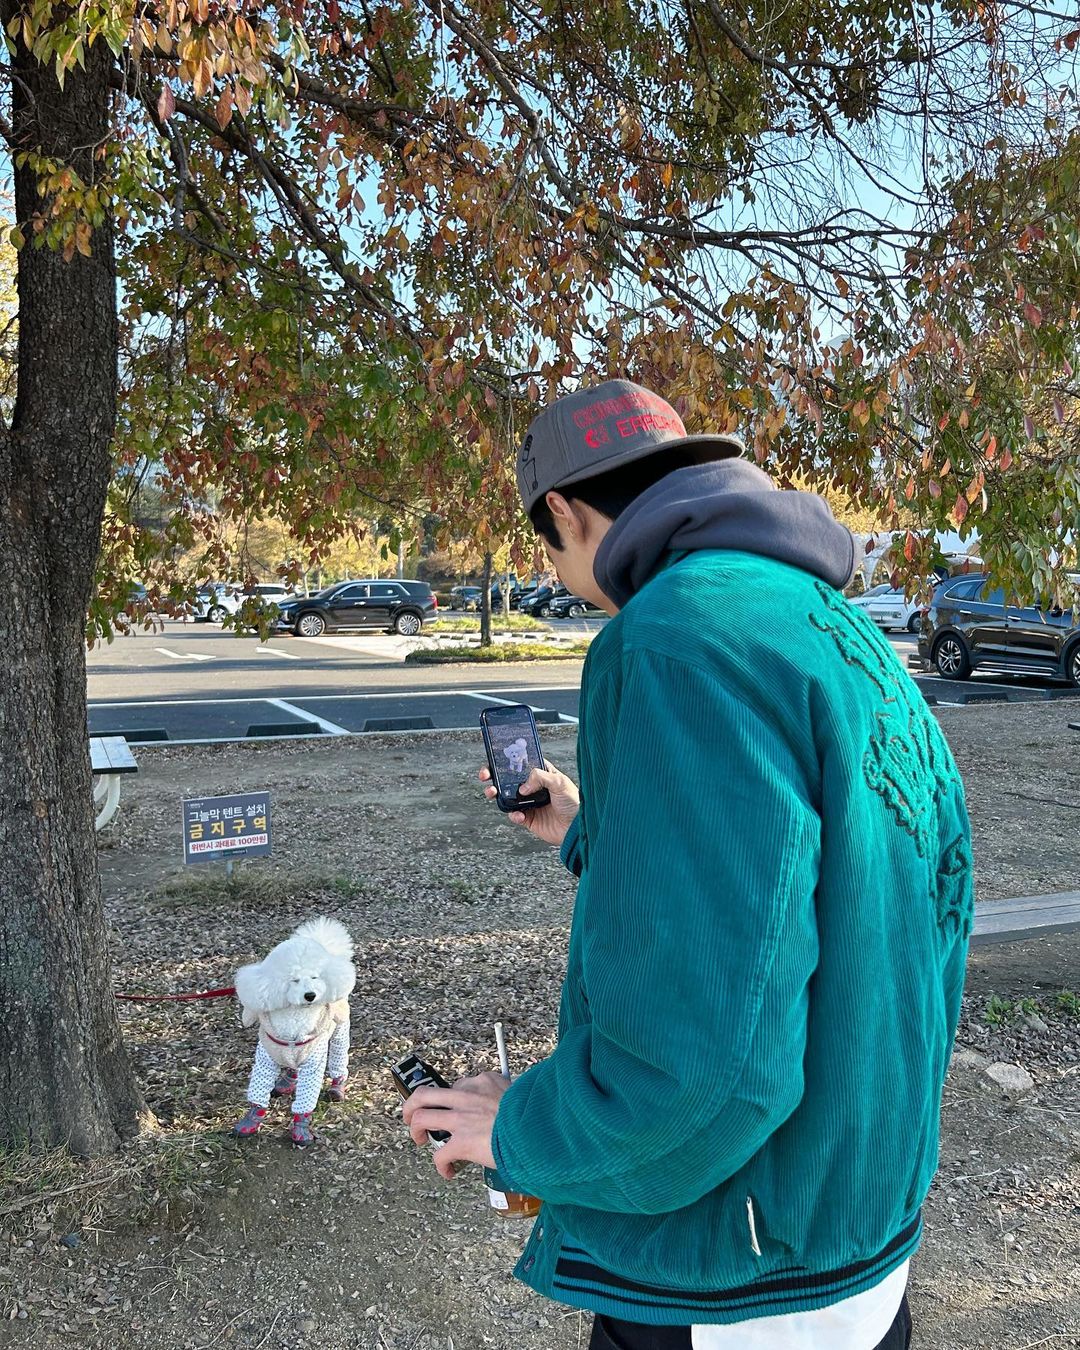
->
[479,705,551,813]
[390,1052,452,1144]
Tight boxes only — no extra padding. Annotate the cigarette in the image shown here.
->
[494,1021,511,1080]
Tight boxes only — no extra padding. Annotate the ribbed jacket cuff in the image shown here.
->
[560,815,583,877]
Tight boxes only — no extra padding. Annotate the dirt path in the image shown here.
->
[2,708,1078,1349]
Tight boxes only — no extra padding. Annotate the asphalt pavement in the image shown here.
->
[85,621,1078,746]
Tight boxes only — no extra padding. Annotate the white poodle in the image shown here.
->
[231,917,356,1147]
[504,738,529,775]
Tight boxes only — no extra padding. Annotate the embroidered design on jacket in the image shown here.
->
[810,583,972,937]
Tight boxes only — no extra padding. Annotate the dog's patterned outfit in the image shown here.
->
[245,1018,350,1113]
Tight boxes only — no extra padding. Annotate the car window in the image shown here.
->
[942,577,981,600]
[370,584,401,599]
[978,585,1005,606]
[335,584,368,601]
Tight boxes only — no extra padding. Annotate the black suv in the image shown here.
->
[919,573,1080,685]
[518,584,568,617]
[276,580,436,637]
[547,593,605,619]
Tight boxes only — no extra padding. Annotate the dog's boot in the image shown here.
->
[232,1104,267,1137]
[271,1068,298,1099]
[290,1112,316,1147]
[325,1075,347,1104]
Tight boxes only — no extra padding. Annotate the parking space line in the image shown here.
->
[267,697,350,737]
[255,647,300,659]
[460,689,578,724]
[155,648,214,662]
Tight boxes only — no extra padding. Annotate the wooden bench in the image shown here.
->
[90,736,138,831]
[971,891,1080,945]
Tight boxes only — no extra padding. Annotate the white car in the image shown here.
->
[194,583,294,623]
[851,583,934,633]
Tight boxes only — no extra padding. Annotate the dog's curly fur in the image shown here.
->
[233,918,356,1144]
[235,917,355,1023]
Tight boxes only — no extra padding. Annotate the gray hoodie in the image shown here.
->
[592,460,857,610]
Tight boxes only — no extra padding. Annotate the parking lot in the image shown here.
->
[86,620,589,743]
[86,619,1080,745]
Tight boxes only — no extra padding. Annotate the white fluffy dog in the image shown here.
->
[232,917,356,1147]
[504,737,529,775]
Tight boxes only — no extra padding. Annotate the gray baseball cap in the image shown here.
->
[516,379,744,515]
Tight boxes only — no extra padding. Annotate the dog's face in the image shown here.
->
[504,738,528,771]
[281,965,329,1007]
[234,936,355,1014]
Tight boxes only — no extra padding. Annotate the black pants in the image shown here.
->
[589,1293,912,1350]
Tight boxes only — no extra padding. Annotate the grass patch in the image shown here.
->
[406,641,590,664]
[429,614,548,633]
[983,992,1079,1026]
[144,866,302,911]
[144,866,375,912]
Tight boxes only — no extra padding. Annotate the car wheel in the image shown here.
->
[538,603,552,617]
[932,633,971,680]
[394,611,422,636]
[907,613,921,634]
[296,612,326,637]
[568,602,586,618]
[1067,641,1080,688]
[207,604,227,624]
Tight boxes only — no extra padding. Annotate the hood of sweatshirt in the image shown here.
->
[592,460,857,609]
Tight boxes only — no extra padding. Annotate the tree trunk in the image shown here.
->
[479,551,493,647]
[0,19,148,1153]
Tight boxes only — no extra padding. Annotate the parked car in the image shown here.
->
[194,582,295,623]
[547,593,605,619]
[449,585,484,611]
[193,583,242,622]
[918,573,1080,685]
[490,583,524,611]
[850,582,934,633]
[848,582,890,601]
[518,584,567,617]
[275,579,436,637]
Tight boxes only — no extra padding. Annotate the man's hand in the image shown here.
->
[479,758,580,847]
[402,1072,509,1179]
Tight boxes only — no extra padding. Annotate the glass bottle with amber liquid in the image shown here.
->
[485,1022,541,1218]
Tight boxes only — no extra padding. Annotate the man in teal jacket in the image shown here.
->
[404,381,973,1349]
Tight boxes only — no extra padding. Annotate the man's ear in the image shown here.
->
[545,490,585,543]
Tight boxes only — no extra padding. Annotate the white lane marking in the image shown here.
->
[155,648,214,662]
[255,646,300,659]
[460,689,577,725]
[267,697,350,737]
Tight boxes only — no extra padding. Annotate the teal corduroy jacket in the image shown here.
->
[491,550,973,1325]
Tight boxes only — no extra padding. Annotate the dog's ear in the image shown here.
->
[320,955,356,1004]
[235,960,274,1014]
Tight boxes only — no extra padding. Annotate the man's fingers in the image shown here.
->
[518,767,554,796]
[402,1084,454,1122]
[407,1106,457,1140]
[434,1142,463,1179]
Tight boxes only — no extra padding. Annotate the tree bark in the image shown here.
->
[479,551,493,646]
[0,17,148,1153]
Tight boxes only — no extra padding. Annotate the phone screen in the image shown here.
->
[481,706,546,806]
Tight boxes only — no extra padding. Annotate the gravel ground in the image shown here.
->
[1,705,1079,1349]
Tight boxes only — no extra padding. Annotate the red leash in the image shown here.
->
[114,986,236,1003]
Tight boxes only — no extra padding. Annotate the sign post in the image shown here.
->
[182,791,273,874]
